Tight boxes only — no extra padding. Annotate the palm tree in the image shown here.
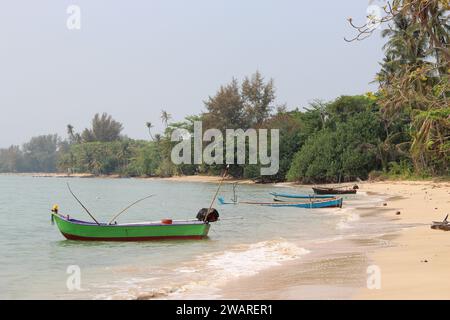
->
[161,110,172,128]
[378,15,428,87]
[146,122,154,140]
[377,9,449,174]
[117,141,130,172]
[67,124,75,143]
[67,124,74,135]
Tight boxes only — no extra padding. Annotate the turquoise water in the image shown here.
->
[0,175,370,299]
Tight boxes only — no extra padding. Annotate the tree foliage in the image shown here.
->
[287,96,383,183]
[349,0,449,176]
[81,113,124,142]
[0,135,60,173]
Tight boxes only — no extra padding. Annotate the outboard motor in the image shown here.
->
[196,208,220,222]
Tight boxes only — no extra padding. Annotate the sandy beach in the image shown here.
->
[356,180,450,299]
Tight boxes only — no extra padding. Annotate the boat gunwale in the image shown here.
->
[312,187,357,195]
[263,197,343,208]
[241,197,342,205]
[52,213,208,227]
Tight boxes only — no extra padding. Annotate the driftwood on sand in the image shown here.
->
[431,215,450,231]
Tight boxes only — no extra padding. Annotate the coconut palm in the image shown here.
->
[146,122,154,140]
[377,15,428,87]
[67,124,75,143]
[67,124,82,144]
[376,5,449,174]
[67,124,74,136]
[161,110,172,128]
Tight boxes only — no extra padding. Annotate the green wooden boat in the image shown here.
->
[51,210,216,241]
[53,179,224,242]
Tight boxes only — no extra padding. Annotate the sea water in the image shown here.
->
[0,175,387,299]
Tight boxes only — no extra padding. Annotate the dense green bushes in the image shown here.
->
[287,97,383,183]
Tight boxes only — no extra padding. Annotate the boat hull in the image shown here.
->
[262,197,343,208]
[312,187,357,195]
[218,196,343,208]
[52,214,211,241]
[239,197,343,208]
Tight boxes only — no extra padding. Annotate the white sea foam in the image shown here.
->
[203,240,310,279]
[336,210,360,230]
[167,239,310,299]
[175,267,198,273]
[93,239,310,300]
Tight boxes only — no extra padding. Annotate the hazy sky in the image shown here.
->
[0,1,385,148]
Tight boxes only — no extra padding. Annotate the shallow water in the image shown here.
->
[0,176,385,299]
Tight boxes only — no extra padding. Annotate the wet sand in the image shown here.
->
[219,239,371,300]
[216,202,396,300]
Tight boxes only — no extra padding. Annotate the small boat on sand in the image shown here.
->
[218,196,343,209]
[312,185,358,195]
[270,192,335,199]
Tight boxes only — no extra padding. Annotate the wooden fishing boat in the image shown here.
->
[51,167,228,242]
[51,213,214,241]
[312,186,358,195]
[270,192,335,199]
[218,196,343,208]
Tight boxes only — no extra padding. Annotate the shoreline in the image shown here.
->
[356,180,450,299]
[216,189,395,300]
[214,181,450,300]
[3,171,447,185]
[0,172,257,184]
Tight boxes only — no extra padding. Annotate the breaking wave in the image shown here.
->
[93,239,309,300]
[203,239,310,279]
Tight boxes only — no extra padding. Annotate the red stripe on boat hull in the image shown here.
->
[61,232,206,241]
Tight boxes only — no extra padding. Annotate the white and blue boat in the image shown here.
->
[218,196,343,209]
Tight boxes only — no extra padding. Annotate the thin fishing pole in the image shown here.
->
[67,183,100,225]
[205,165,229,222]
[108,194,155,225]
